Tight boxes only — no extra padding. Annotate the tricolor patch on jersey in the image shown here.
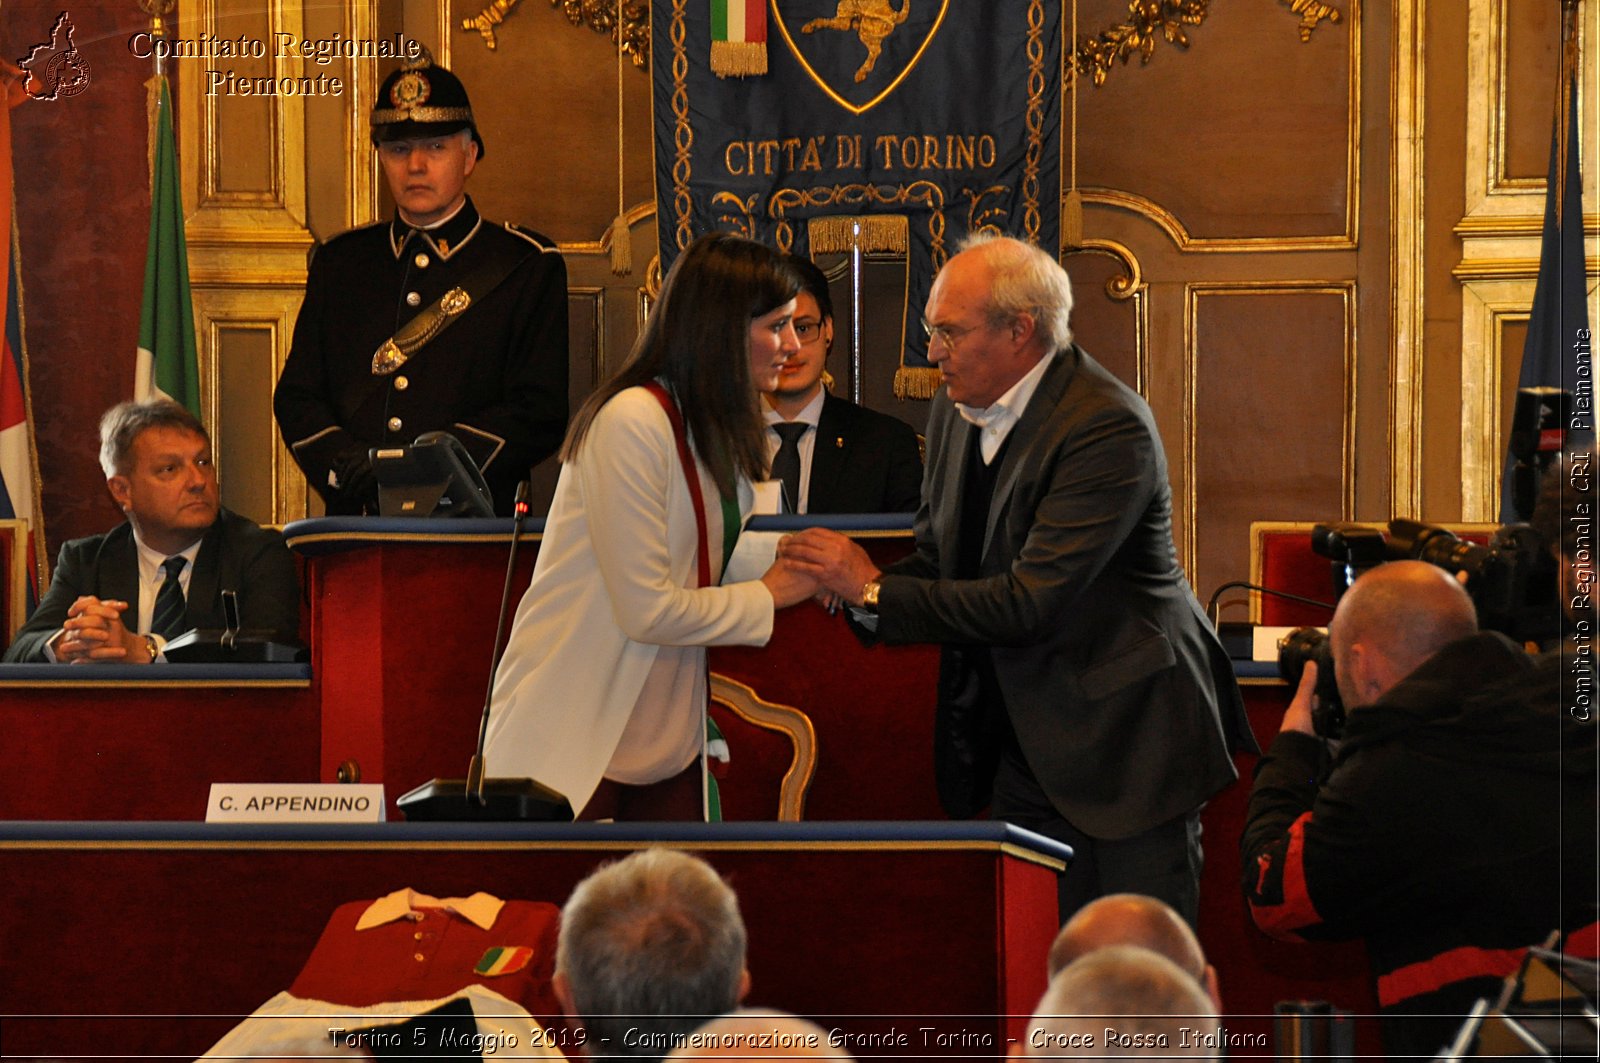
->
[475,945,533,976]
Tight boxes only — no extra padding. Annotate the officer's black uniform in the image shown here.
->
[273,56,568,517]
[275,198,567,515]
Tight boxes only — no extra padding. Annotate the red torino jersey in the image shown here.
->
[290,893,561,1021]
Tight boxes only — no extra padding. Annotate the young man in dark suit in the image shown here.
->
[783,235,1253,925]
[3,399,298,663]
[763,255,922,515]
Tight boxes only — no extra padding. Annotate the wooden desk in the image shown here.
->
[0,821,1064,1061]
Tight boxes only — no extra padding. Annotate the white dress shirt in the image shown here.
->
[954,351,1055,464]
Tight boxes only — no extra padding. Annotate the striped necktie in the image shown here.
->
[150,555,189,638]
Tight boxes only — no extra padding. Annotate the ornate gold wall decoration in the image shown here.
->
[1071,0,1344,88]
[462,0,524,51]
[550,0,651,67]
[462,0,651,67]
[1073,0,1209,88]
[1279,0,1343,43]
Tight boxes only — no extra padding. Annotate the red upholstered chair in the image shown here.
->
[1249,520,1501,627]
[709,672,817,821]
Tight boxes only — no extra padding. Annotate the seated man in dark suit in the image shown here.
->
[763,255,922,514]
[3,399,299,663]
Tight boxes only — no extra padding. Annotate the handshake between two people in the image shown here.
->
[760,528,884,612]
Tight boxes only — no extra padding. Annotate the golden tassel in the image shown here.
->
[1062,189,1084,249]
[606,212,632,276]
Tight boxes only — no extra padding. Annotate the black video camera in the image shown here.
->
[1310,519,1558,646]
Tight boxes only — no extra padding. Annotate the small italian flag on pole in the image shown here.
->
[710,0,768,78]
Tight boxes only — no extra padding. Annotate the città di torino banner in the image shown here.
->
[652,0,1061,397]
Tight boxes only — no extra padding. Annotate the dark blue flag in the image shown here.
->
[1502,9,1593,522]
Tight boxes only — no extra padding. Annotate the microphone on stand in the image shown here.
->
[397,481,573,821]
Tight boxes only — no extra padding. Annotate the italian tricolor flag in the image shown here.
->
[711,0,767,78]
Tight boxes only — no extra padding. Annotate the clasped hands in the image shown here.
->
[765,528,882,612]
[50,596,151,665]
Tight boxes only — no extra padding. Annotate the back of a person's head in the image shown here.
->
[1333,559,1479,681]
[666,1009,853,1062]
[557,848,748,1060]
[1047,894,1207,983]
[1026,946,1217,1058]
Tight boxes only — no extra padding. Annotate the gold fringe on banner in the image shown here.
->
[808,215,908,255]
[710,40,767,78]
[893,366,943,400]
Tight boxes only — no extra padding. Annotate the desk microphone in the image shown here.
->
[397,481,574,821]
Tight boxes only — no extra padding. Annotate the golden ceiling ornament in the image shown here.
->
[461,0,651,68]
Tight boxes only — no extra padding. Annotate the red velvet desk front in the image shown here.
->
[1,821,1063,1061]
[0,665,316,819]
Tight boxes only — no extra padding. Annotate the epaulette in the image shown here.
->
[503,222,559,253]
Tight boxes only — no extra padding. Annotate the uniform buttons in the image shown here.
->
[414,253,430,269]
[387,416,403,432]
[414,952,426,963]
[414,931,424,941]
[394,376,409,391]
[405,291,421,307]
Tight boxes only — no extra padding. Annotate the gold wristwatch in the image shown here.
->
[860,580,882,613]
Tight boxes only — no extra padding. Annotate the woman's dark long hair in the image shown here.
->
[563,232,802,500]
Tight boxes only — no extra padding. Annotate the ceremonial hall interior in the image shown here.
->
[1,1,1596,1059]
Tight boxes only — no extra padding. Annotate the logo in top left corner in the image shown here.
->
[19,11,92,102]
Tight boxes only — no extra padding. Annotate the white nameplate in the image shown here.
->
[1253,625,1323,663]
[206,783,386,823]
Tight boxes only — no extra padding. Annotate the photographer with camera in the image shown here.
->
[1242,560,1597,1058]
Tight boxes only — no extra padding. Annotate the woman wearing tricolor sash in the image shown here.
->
[485,233,818,820]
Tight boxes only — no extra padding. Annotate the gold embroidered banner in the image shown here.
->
[653,0,1060,395]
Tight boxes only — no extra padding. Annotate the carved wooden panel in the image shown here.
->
[1188,285,1354,604]
[1076,0,1358,247]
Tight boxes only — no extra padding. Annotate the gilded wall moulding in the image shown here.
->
[462,0,651,67]
[1071,0,1343,88]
